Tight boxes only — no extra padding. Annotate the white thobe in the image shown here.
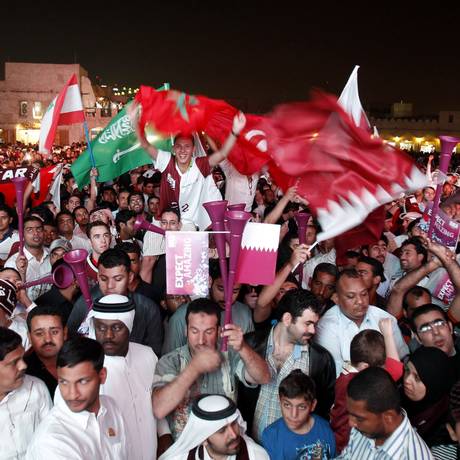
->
[26,395,128,460]
[0,375,51,460]
[101,342,159,460]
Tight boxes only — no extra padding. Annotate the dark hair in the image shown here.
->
[161,207,181,222]
[312,262,338,281]
[402,286,431,311]
[0,204,14,218]
[26,305,65,332]
[115,241,141,257]
[347,367,401,414]
[357,256,386,282]
[56,210,74,224]
[0,327,22,360]
[284,273,301,288]
[337,268,361,285]
[276,288,322,321]
[57,336,104,372]
[72,205,88,219]
[400,237,428,264]
[27,206,55,225]
[0,266,21,279]
[411,303,449,333]
[209,258,227,282]
[279,369,316,402]
[364,234,388,252]
[407,218,421,234]
[98,248,131,272]
[24,215,45,227]
[350,330,386,367]
[86,220,111,239]
[115,209,136,231]
[148,195,160,204]
[185,298,221,327]
[128,192,144,204]
[173,133,195,145]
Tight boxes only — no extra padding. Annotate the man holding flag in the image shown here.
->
[130,103,246,230]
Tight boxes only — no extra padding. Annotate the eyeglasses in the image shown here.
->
[95,324,125,334]
[418,319,448,335]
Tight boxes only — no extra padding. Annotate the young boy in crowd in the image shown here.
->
[261,369,336,460]
[330,318,404,452]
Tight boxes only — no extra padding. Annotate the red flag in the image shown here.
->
[334,206,385,265]
[135,86,232,136]
[258,92,427,241]
[39,74,85,153]
[30,165,58,207]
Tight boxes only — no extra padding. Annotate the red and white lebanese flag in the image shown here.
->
[39,74,85,153]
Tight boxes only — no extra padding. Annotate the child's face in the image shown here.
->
[280,395,317,433]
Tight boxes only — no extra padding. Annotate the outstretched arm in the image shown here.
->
[253,245,310,323]
[208,112,246,167]
[128,101,159,161]
[424,237,460,323]
[264,186,297,224]
[386,257,441,318]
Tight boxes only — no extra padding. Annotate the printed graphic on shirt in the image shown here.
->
[296,440,333,460]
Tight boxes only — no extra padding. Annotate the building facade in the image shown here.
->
[0,62,119,146]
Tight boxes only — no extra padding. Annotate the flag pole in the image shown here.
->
[83,120,96,168]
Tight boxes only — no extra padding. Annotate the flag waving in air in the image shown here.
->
[39,74,85,153]
[257,91,427,241]
[71,103,172,188]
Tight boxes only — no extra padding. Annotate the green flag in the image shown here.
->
[71,96,172,189]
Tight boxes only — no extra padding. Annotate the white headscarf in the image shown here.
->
[160,395,246,460]
[87,294,135,338]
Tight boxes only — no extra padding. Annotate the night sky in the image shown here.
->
[1,2,458,115]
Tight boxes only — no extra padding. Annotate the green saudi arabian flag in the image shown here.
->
[71,96,172,189]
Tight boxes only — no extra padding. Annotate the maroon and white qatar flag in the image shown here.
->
[38,74,85,153]
[236,223,280,285]
[337,65,371,131]
[258,92,427,242]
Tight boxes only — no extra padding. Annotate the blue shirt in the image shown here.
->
[261,414,336,460]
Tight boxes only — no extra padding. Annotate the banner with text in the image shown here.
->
[166,231,209,296]
[419,205,460,250]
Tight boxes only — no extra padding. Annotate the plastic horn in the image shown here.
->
[22,263,75,289]
[294,211,311,278]
[203,200,229,300]
[224,204,246,243]
[63,249,93,311]
[12,177,28,256]
[428,135,460,239]
[222,210,251,351]
[227,203,246,212]
[133,215,165,235]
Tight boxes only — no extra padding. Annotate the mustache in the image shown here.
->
[16,371,26,380]
[41,342,55,348]
[102,341,117,347]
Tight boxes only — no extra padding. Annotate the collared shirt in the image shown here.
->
[0,375,52,460]
[5,247,51,301]
[152,344,252,440]
[24,349,57,398]
[162,301,254,355]
[60,234,92,252]
[0,228,19,260]
[336,411,434,459]
[9,316,30,350]
[253,325,310,441]
[26,395,128,460]
[315,305,408,377]
[101,342,158,460]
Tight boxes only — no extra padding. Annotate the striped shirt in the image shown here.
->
[336,411,434,459]
[253,325,310,442]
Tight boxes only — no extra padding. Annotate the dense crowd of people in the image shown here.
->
[1,125,460,460]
